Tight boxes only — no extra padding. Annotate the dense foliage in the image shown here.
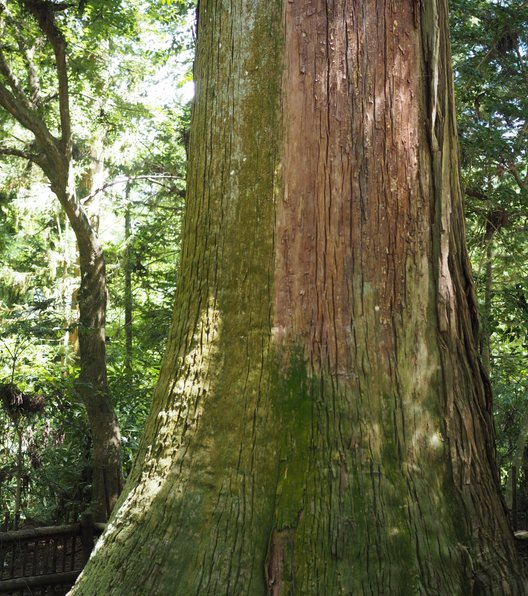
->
[0,0,194,525]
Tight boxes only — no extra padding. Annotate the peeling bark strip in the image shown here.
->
[71,1,527,595]
[266,529,291,595]
[275,1,420,375]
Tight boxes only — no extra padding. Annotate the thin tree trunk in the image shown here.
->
[481,241,493,375]
[75,238,122,522]
[72,1,527,594]
[49,163,122,522]
[124,183,133,376]
[21,0,123,522]
[63,190,122,521]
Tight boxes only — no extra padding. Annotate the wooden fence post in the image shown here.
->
[80,513,94,565]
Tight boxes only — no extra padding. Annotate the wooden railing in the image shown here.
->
[0,514,105,595]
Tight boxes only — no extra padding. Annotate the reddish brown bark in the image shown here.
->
[275,2,421,375]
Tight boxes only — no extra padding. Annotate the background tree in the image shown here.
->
[0,0,194,524]
[0,0,127,520]
[450,0,528,511]
[0,184,101,524]
[72,1,527,594]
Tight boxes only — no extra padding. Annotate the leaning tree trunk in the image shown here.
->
[72,1,527,594]
[51,168,123,522]
[29,0,122,522]
[65,138,122,520]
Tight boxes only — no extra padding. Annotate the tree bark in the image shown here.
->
[72,1,527,594]
[14,424,23,521]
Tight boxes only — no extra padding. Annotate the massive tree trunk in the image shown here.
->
[73,1,527,593]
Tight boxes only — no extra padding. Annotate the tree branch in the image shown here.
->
[508,163,527,190]
[0,4,66,176]
[23,0,71,159]
[0,47,33,112]
[0,80,60,166]
[465,188,489,201]
[0,144,41,164]
[80,174,185,205]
